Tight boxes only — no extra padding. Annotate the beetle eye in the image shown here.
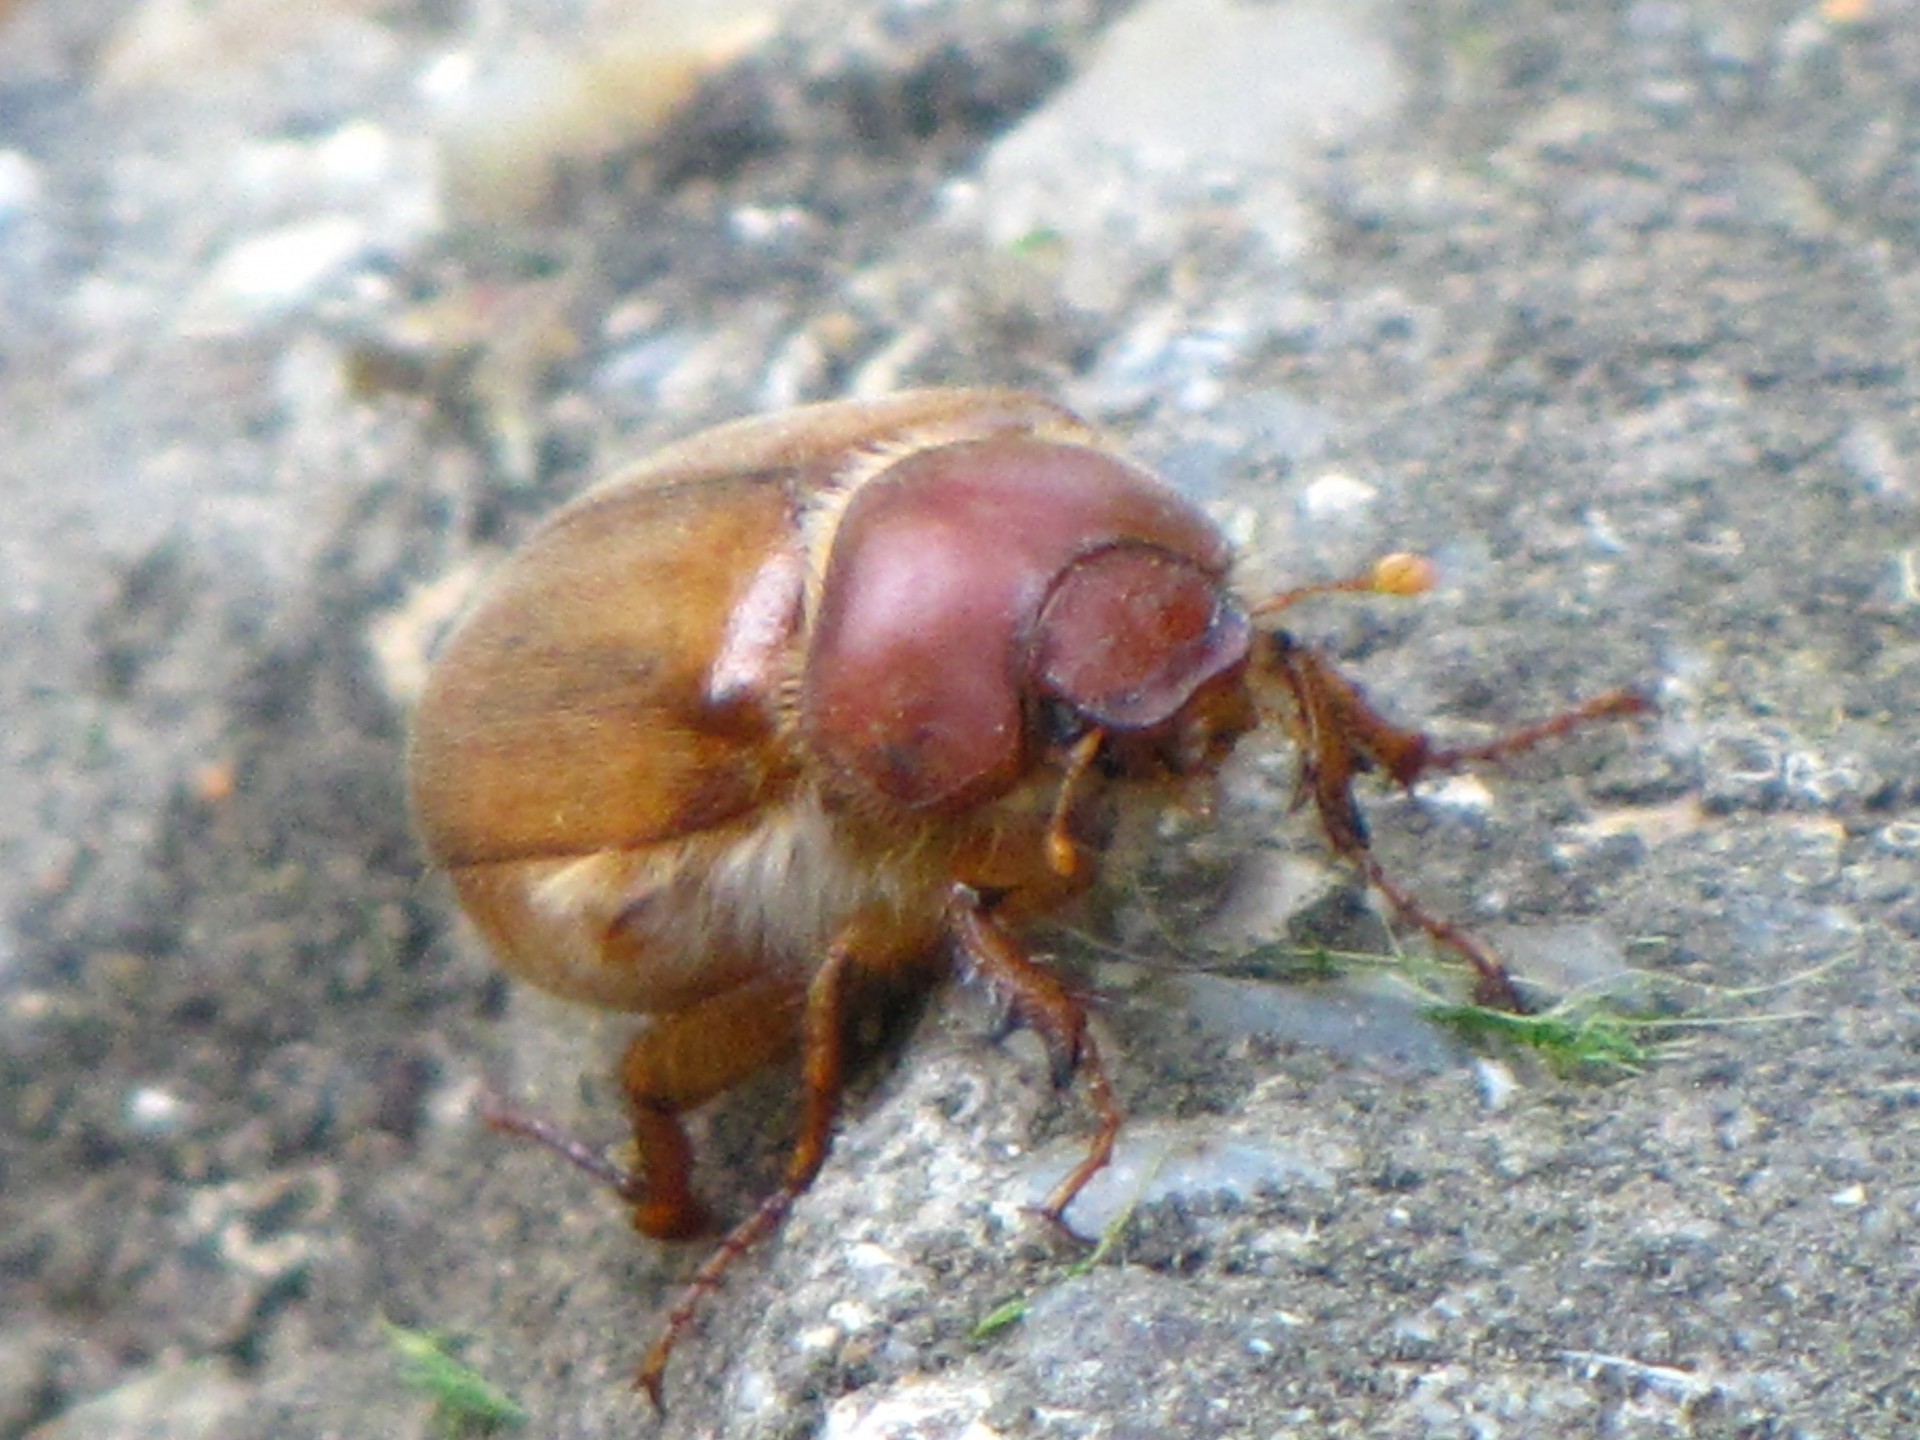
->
[1040,698,1095,751]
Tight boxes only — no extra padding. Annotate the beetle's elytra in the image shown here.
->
[407,387,1647,1404]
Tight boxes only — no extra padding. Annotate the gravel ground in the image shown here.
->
[3,1,1917,1437]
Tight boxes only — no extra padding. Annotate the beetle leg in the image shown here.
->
[947,890,1121,1230]
[477,1089,653,1197]
[1415,687,1653,773]
[1043,728,1106,880]
[638,936,857,1410]
[1261,632,1650,1010]
[478,974,808,1240]
[616,974,808,1240]
[1263,630,1527,1007]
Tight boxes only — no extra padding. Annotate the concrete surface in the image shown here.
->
[1,1,1916,1437]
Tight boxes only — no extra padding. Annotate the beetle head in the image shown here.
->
[802,436,1244,811]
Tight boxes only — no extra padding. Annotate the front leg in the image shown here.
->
[1263,630,1649,1010]
[945,888,1121,1228]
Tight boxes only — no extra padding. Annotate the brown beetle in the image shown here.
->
[408,388,1645,1403]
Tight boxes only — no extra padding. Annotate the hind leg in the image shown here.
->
[482,973,806,1239]
[614,974,808,1239]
